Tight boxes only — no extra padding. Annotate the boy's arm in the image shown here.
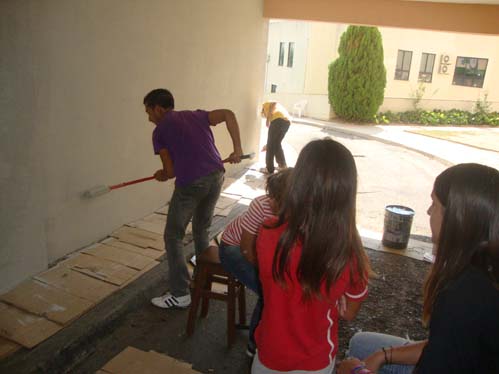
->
[208,109,243,163]
[155,148,175,181]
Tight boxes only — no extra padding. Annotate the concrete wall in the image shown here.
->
[0,0,267,293]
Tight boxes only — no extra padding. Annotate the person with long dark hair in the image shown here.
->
[338,163,499,374]
[252,138,371,373]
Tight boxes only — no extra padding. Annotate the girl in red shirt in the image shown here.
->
[253,138,371,374]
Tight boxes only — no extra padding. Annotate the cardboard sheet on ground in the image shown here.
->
[112,226,165,251]
[222,177,265,200]
[62,253,139,286]
[0,279,93,325]
[101,238,163,260]
[101,346,200,374]
[82,243,156,271]
[127,213,167,235]
[0,336,21,360]
[0,302,61,348]
[154,204,169,215]
[119,260,160,289]
[34,265,118,303]
[215,193,239,210]
[359,228,433,261]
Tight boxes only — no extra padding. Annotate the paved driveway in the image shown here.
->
[261,122,448,240]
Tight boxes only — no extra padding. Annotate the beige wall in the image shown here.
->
[381,27,499,109]
[265,20,499,118]
[0,0,267,293]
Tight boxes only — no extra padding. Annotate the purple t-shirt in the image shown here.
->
[152,110,224,187]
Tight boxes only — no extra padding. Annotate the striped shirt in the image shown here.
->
[221,195,274,246]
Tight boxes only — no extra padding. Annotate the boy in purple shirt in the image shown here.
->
[143,88,243,309]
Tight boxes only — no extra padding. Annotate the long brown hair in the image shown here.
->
[270,138,370,300]
[422,163,499,326]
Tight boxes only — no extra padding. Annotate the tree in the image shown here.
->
[328,26,386,122]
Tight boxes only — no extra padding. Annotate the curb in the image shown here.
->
[293,119,454,166]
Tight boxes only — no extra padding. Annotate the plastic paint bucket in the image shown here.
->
[382,205,415,249]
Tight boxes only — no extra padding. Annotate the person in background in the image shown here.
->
[219,168,293,357]
[143,88,243,309]
[260,101,292,174]
[338,163,499,374]
[253,138,371,374]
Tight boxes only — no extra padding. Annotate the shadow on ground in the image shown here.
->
[68,248,429,374]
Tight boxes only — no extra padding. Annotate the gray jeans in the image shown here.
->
[165,170,224,296]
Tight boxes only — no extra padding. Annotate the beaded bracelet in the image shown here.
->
[351,364,373,374]
[382,347,389,364]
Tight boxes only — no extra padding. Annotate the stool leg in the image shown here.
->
[237,284,246,326]
[186,264,205,336]
[227,278,236,347]
[200,274,212,318]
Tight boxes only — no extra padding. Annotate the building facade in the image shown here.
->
[265,20,499,119]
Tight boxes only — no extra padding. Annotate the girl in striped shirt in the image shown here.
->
[219,168,293,356]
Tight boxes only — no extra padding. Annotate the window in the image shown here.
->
[452,56,488,88]
[418,53,436,83]
[278,42,285,66]
[271,84,277,93]
[395,50,413,80]
[287,42,295,67]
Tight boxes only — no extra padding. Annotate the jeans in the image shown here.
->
[219,241,262,346]
[165,170,224,297]
[266,118,290,173]
[347,332,415,374]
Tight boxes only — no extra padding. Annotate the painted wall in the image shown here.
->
[265,21,309,94]
[264,20,499,119]
[0,0,267,293]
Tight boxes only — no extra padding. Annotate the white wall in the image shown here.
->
[0,0,267,293]
[265,20,309,94]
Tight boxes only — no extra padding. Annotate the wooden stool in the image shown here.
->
[186,246,246,347]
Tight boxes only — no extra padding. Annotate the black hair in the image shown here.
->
[423,163,499,324]
[143,88,175,109]
[266,168,293,210]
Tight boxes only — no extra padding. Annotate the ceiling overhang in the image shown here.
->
[264,0,499,35]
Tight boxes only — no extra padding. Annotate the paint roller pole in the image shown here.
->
[82,152,255,199]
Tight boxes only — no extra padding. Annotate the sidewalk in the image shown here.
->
[295,117,499,169]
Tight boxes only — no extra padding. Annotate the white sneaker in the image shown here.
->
[151,292,191,309]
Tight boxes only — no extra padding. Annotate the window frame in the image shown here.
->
[278,42,285,66]
[394,49,413,81]
[452,56,488,88]
[418,52,436,83]
[287,42,295,68]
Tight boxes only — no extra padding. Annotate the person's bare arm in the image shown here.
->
[240,229,257,265]
[338,296,363,321]
[154,148,175,181]
[208,109,243,163]
[338,341,426,374]
[364,340,427,371]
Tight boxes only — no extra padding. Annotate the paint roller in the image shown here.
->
[82,152,255,199]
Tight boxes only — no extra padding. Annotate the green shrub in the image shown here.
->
[374,109,499,126]
[328,26,386,122]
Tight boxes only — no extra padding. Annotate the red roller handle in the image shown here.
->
[109,176,155,190]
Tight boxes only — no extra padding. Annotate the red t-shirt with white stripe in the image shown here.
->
[221,195,274,246]
[255,219,368,372]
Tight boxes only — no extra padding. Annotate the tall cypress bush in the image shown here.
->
[328,26,386,122]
